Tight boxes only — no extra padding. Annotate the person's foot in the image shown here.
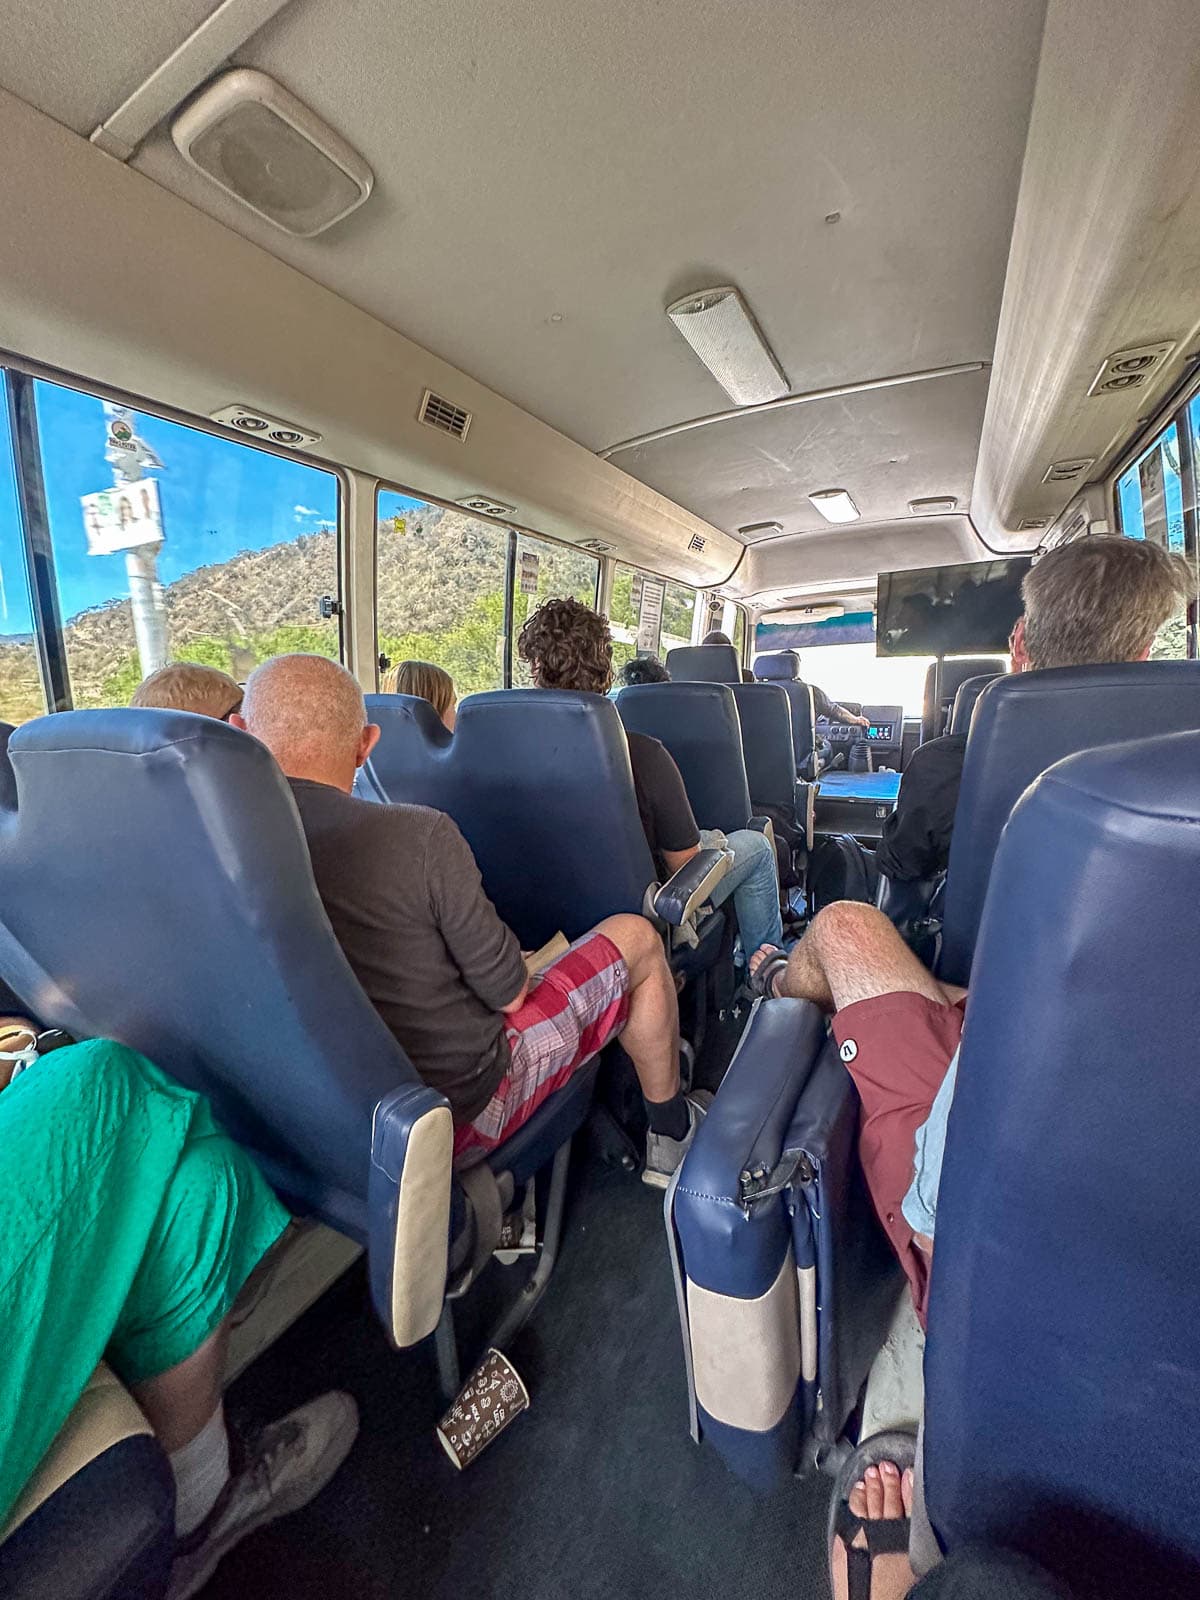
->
[642,1091,712,1189]
[831,1460,916,1600]
[748,944,789,998]
[167,1392,359,1600]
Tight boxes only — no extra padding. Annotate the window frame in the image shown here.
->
[0,353,349,710]
[371,479,600,689]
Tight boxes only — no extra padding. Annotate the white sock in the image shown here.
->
[169,1404,231,1538]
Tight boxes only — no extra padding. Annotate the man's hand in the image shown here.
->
[836,707,870,727]
[500,979,530,1015]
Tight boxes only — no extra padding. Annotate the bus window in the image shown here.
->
[376,491,509,695]
[660,580,700,656]
[788,639,940,715]
[32,378,341,708]
[607,562,642,674]
[0,392,45,724]
[510,533,599,686]
[1117,417,1192,658]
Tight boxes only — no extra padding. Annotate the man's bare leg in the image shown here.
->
[750,903,959,1012]
[593,913,680,1103]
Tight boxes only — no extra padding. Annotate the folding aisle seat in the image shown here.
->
[924,730,1200,1598]
[667,1001,903,1488]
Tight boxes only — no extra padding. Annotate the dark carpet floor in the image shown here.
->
[208,1153,830,1600]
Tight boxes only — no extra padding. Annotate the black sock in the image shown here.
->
[646,1093,690,1142]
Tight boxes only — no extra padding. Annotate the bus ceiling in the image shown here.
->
[0,0,1198,592]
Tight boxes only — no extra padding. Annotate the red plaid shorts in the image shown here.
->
[453,931,630,1157]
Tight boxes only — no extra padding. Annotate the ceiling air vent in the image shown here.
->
[457,495,515,518]
[1017,517,1048,532]
[210,404,321,448]
[908,496,958,515]
[418,390,472,441]
[578,538,616,553]
[1042,457,1096,484]
[1087,341,1176,398]
[688,533,707,553]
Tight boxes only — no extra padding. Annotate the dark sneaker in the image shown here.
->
[167,1391,359,1600]
[642,1091,712,1189]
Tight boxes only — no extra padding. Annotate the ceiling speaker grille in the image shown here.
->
[419,390,472,441]
[1043,457,1096,483]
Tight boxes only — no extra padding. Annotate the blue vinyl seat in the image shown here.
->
[939,661,1200,986]
[924,731,1200,1597]
[730,682,814,873]
[0,710,478,1382]
[948,671,1000,734]
[614,681,754,836]
[921,656,1000,743]
[666,643,741,684]
[751,651,818,777]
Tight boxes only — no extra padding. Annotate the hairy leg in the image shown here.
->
[593,914,680,1103]
[762,903,954,1012]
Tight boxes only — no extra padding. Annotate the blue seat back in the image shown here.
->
[0,710,425,1236]
[615,682,751,834]
[940,661,1200,986]
[752,652,816,771]
[922,656,1000,743]
[925,731,1200,1595]
[361,690,654,948]
[666,644,741,684]
[730,684,799,818]
[948,672,1000,734]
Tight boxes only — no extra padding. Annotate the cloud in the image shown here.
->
[293,504,320,519]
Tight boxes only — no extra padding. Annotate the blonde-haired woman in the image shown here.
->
[381,659,457,731]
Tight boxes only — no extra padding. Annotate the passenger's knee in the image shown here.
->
[810,899,889,945]
[597,913,664,979]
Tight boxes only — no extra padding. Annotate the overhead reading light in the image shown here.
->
[665,287,789,406]
[908,496,958,515]
[808,489,859,524]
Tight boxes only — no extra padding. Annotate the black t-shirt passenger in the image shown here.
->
[625,731,700,879]
[875,734,966,883]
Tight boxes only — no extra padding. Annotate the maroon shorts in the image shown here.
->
[454,932,630,1158]
[830,991,966,1324]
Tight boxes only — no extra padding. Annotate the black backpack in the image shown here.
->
[807,833,878,915]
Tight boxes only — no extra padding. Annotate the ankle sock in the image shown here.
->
[170,1403,231,1537]
[646,1093,690,1142]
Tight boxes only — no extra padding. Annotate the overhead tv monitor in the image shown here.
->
[875,556,1034,657]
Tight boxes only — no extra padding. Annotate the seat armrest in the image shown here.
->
[652,847,730,928]
[368,1082,455,1349]
[746,814,776,855]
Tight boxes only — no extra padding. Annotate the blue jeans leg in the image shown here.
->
[702,827,783,956]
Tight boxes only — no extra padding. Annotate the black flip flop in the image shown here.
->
[748,944,790,999]
[827,1431,917,1600]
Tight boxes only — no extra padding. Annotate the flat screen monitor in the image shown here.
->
[875,557,1033,657]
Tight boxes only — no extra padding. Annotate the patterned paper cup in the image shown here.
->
[436,1348,530,1470]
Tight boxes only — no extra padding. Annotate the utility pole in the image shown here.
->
[103,404,168,675]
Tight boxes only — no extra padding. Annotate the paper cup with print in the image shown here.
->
[436,1348,529,1469]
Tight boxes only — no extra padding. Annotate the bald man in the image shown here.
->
[235,655,704,1184]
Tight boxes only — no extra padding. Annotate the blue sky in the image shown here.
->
[0,377,375,641]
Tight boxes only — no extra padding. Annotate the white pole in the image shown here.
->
[103,404,168,678]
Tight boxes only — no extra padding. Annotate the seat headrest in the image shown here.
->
[922,656,1003,741]
[940,659,1200,985]
[753,651,800,682]
[0,709,418,1230]
[615,682,751,835]
[926,729,1200,1591]
[363,689,654,946]
[948,672,1001,735]
[666,644,741,685]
